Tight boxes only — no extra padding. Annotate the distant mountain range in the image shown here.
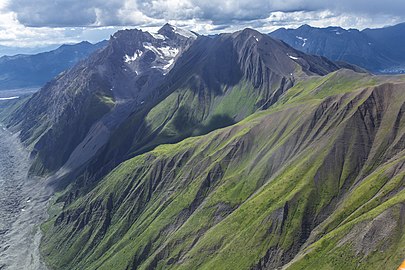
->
[0,44,61,57]
[1,24,405,270]
[0,40,107,90]
[2,23,404,92]
[270,23,405,73]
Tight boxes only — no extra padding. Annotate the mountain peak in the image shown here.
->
[158,23,197,39]
[111,28,145,41]
[158,23,174,32]
[232,28,263,42]
[240,28,261,35]
[298,24,312,30]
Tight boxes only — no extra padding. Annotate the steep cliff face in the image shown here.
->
[41,70,405,270]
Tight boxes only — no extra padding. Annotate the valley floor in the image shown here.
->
[0,124,51,270]
[0,88,39,99]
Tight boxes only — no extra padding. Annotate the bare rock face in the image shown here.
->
[337,204,405,257]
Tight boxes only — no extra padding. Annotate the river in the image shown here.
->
[0,124,51,270]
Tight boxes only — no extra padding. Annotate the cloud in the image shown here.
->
[0,0,404,49]
[7,0,125,27]
[5,0,405,28]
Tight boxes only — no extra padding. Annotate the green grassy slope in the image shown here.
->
[41,70,405,269]
[90,75,288,181]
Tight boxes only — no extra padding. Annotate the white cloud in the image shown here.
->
[0,0,404,49]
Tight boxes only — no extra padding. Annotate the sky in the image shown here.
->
[0,0,404,52]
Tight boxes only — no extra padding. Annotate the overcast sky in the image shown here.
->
[0,0,404,50]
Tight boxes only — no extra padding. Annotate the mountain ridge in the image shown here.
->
[270,22,405,73]
[3,25,358,178]
[60,27,362,191]
[0,40,108,90]
[40,69,405,270]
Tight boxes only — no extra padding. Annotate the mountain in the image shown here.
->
[0,40,107,90]
[3,26,357,178]
[363,23,405,65]
[270,23,405,73]
[41,69,405,270]
[82,28,362,183]
[0,44,60,57]
[5,24,196,175]
[2,24,404,270]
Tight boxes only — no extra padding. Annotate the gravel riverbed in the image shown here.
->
[0,124,51,270]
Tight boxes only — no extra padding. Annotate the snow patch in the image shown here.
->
[140,41,181,74]
[296,36,308,47]
[253,36,259,42]
[143,43,179,59]
[124,50,143,63]
[159,46,179,58]
[0,96,19,101]
[172,26,197,39]
[163,59,174,70]
[150,32,165,40]
[287,54,299,60]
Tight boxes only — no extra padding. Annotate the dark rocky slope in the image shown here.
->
[5,25,195,175]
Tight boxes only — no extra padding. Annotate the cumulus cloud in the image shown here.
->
[0,0,404,49]
[8,0,125,27]
[5,0,405,28]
